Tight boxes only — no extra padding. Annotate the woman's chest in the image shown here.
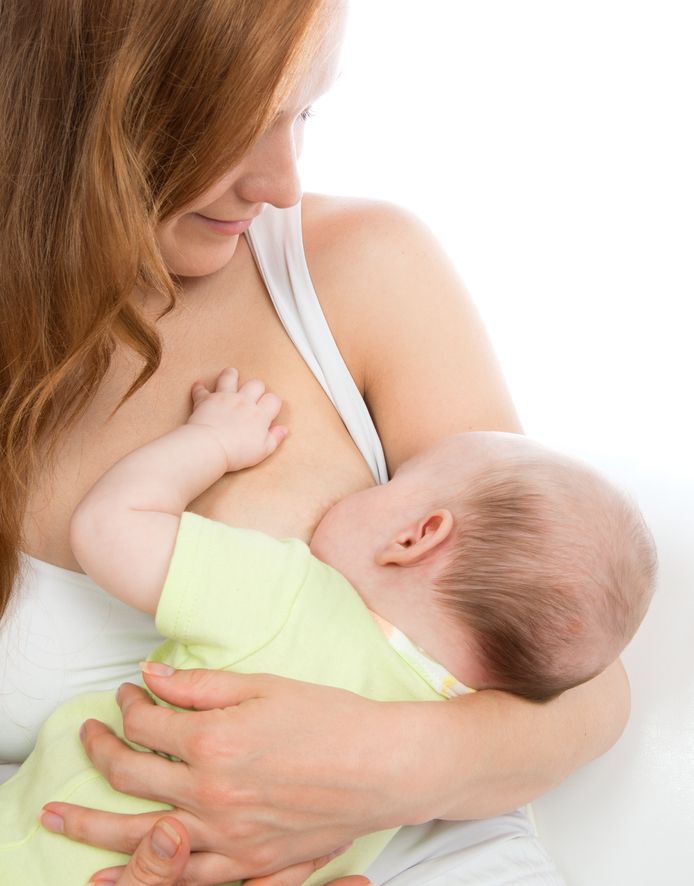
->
[24,251,375,567]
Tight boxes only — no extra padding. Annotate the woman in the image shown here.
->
[0,1,629,883]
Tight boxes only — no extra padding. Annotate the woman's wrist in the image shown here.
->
[382,662,629,824]
[382,694,553,824]
[375,699,473,826]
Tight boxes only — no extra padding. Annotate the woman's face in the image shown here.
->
[156,3,346,278]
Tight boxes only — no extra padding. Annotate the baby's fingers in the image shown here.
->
[266,425,289,455]
[214,367,239,393]
[238,378,266,402]
[258,392,283,422]
[191,381,210,406]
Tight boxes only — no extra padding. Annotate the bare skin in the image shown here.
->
[24,210,373,561]
[24,195,522,562]
[35,196,631,885]
[26,5,630,880]
[97,815,371,886]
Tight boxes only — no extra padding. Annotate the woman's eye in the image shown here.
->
[298,106,314,122]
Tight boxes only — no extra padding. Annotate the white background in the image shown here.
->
[301,0,694,482]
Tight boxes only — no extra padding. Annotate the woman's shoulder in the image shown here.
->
[301,192,441,279]
[301,191,421,233]
[300,193,463,379]
[301,192,475,319]
[300,194,521,467]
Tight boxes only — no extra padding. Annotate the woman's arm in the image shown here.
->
[303,196,631,803]
[302,195,524,466]
[399,660,630,822]
[44,661,627,883]
[42,199,630,880]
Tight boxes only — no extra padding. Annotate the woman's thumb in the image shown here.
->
[91,817,189,885]
[141,662,267,710]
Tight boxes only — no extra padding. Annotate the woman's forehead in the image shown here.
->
[281,0,346,112]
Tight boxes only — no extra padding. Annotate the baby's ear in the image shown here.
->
[376,509,454,566]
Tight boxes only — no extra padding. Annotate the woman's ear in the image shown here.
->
[375,509,454,566]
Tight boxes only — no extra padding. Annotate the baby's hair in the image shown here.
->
[433,455,657,702]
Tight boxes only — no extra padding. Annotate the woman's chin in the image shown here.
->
[158,222,242,278]
[166,242,240,278]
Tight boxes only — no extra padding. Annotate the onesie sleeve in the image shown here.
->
[154,512,311,666]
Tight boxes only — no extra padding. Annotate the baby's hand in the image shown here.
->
[188,368,288,472]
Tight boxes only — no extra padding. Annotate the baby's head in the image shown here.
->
[310,433,657,702]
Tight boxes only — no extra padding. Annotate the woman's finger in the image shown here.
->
[93,848,297,886]
[40,804,175,855]
[140,665,272,711]
[79,718,191,806]
[117,682,192,758]
[40,801,231,860]
[90,817,189,886]
[42,791,371,886]
[242,845,357,886]
[117,678,262,766]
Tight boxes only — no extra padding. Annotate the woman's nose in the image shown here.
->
[235,123,303,209]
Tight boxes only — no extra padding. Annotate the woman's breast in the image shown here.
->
[7,240,376,771]
[23,252,375,566]
[189,379,376,541]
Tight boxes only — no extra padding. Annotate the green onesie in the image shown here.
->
[0,513,452,885]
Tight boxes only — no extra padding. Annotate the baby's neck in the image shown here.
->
[356,573,484,689]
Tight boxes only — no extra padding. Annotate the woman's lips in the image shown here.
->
[193,214,254,236]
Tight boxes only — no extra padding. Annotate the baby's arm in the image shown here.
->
[69,368,287,614]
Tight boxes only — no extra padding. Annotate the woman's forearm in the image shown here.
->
[397,658,630,822]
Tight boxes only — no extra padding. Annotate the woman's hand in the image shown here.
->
[245,878,371,886]
[42,668,417,883]
[91,816,369,886]
[42,661,630,881]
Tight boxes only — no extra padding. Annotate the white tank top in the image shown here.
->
[0,202,388,781]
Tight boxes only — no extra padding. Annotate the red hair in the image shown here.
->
[0,0,328,619]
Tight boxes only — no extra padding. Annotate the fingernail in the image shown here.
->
[151,820,181,859]
[139,660,175,676]
[88,879,117,886]
[79,721,88,742]
[40,810,64,834]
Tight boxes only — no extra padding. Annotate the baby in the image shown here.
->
[0,368,656,885]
